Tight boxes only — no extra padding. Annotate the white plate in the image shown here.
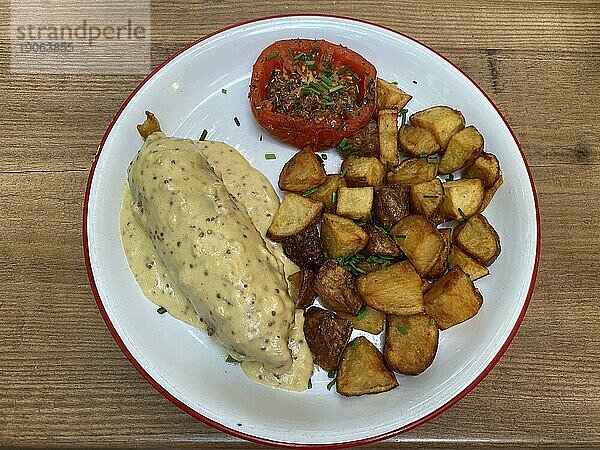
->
[84,15,540,447]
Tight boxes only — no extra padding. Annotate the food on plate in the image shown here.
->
[249,39,377,151]
[356,261,424,315]
[410,106,465,149]
[398,124,440,157]
[377,108,400,168]
[288,269,318,309]
[342,119,379,157]
[336,337,398,396]
[438,126,484,174]
[278,147,327,192]
[391,215,445,276]
[386,156,439,186]
[372,184,411,227]
[321,213,369,258]
[305,173,347,211]
[448,245,489,281]
[340,155,385,188]
[266,192,324,241]
[376,78,412,111]
[338,305,385,334]
[384,313,439,375]
[120,113,312,391]
[314,261,364,316]
[441,178,485,220]
[303,306,353,372]
[335,186,374,221]
[409,178,444,223]
[424,266,483,329]
[453,213,501,266]
[425,227,451,280]
[281,224,324,270]
[361,224,400,257]
[479,171,504,212]
[462,152,501,188]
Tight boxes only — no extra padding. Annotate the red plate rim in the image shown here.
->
[83,14,541,448]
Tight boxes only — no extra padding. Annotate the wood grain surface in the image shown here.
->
[1,0,599,448]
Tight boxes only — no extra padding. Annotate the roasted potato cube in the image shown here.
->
[386,157,438,186]
[438,126,484,174]
[479,171,504,213]
[373,184,410,227]
[376,78,412,111]
[384,313,439,375]
[454,213,501,266]
[410,178,444,222]
[441,178,485,221]
[336,336,398,396]
[314,261,364,315]
[341,155,385,188]
[463,152,500,189]
[288,269,318,309]
[398,124,440,157]
[356,261,424,315]
[362,224,400,257]
[137,111,161,140]
[303,307,353,372]
[421,279,432,293]
[307,174,346,212]
[321,213,369,259]
[281,224,324,270]
[426,228,451,279]
[344,119,379,157]
[378,109,399,168]
[410,106,465,149]
[338,305,385,334]
[278,147,327,193]
[335,186,373,222]
[448,245,489,281]
[267,193,324,242]
[424,266,483,329]
[391,215,445,276]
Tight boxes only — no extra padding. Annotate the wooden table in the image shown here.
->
[2,1,599,447]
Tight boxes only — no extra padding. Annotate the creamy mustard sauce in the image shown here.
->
[119,132,312,390]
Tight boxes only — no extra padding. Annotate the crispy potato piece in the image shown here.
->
[391,215,445,276]
[314,261,364,315]
[321,213,369,259]
[336,186,374,222]
[303,307,353,372]
[376,78,412,111]
[378,109,399,168]
[454,213,501,266]
[338,305,385,334]
[421,279,431,293]
[448,245,489,281]
[341,156,385,188]
[267,193,324,242]
[438,126,484,174]
[356,261,424,315]
[424,266,483,329]
[373,184,410,227]
[137,111,161,140]
[384,313,438,375]
[398,124,441,157]
[463,152,500,189]
[281,224,324,271]
[307,174,346,212]
[479,171,503,213]
[410,106,465,149]
[288,269,318,309]
[362,224,400,257]
[278,147,327,193]
[441,178,485,221]
[336,336,398,396]
[345,119,379,157]
[426,228,451,279]
[386,157,438,186]
[410,178,444,222]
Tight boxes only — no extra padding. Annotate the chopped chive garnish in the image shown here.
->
[357,306,368,320]
[259,134,263,141]
[329,85,344,93]
[399,108,408,127]
[430,317,436,327]
[331,191,337,205]
[447,173,455,181]
[199,129,208,141]
[234,116,241,127]
[458,208,468,221]
[300,86,312,96]
[351,338,359,349]
[348,282,356,289]
[395,323,408,335]
[391,81,398,85]
[225,355,240,364]
[264,153,276,160]
[266,51,280,61]
[337,66,349,75]
[419,152,427,158]
[447,253,453,266]
[308,81,326,93]
[340,169,347,178]
[304,60,315,65]
[327,370,336,378]
[423,195,439,199]
[302,187,319,197]
[157,306,167,314]
[321,153,327,160]
[427,156,439,164]
[320,75,332,87]
[307,378,312,389]
[327,378,336,391]
[372,223,390,236]
[323,101,336,106]
[395,234,407,239]
[221,88,227,94]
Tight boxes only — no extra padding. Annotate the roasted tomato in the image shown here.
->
[249,39,377,151]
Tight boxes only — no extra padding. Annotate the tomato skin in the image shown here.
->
[249,39,377,151]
